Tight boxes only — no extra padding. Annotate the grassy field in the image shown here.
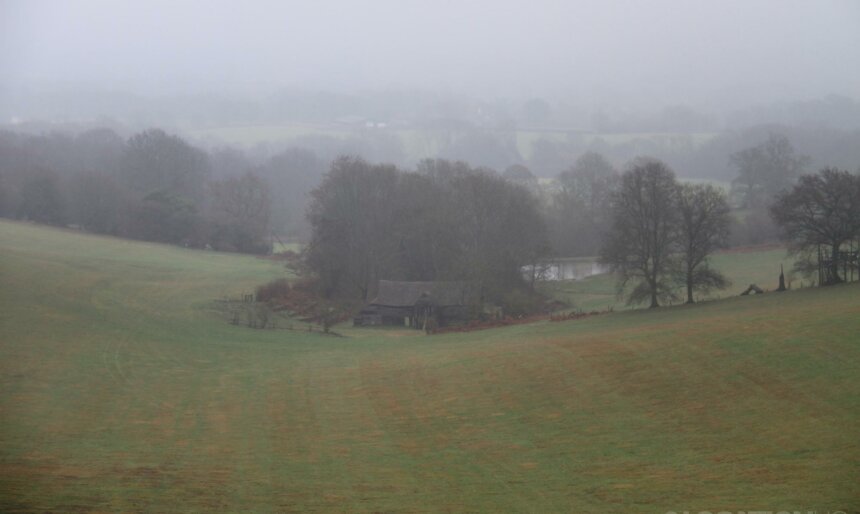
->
[188,123,717,168]
[272,241,304,254]
[1,220,858,512]
[189,124,446,163]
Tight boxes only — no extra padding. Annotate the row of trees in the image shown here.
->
[544,133,816,260]
[722,134,860,286]
[0,128,271,252]
[307,149,852,311]
[546,152,618,256]
[305,157,548,303]
[306,153,766,310]
[599,159,732,308]
[0,128,333,252]
[600,158,860,308]
[771,168,860,284]
[519,133,811,260]
[0,124,818,256]
[4,125,856,311]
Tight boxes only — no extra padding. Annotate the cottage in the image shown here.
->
[354,280,470,328]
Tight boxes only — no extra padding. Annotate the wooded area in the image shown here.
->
[1,125,858,315]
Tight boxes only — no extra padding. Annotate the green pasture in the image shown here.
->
[1,220,858,512]
[272,241,304,254]
[187,123,718,168]
[515,131,718,162]
[189,124,445,163]
[539,246,798,313]
[192,123,354,147]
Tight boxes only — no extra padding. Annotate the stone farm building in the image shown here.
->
[354,280,470,328]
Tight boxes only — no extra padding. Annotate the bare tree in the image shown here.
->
[305,157,549,305]
[599,158,679,308]
[69,172,124,235]
[730,133,809,208]
[557,152,617,214]
[258,148,326,240]
[120,129,210,202]
[551,152,618,256]
[17,168,66,225]
[502,164,537,189]
[770,168,860,284]
[675,183,732,303]
[446,169,549,299]
[208,172,272,253]
[305,156,401,299]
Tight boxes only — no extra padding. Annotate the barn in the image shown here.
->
[354,280,470,328]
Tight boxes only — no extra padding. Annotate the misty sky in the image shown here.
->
[2,0,859,106]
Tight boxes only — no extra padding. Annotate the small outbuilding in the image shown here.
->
[354,280,470,328]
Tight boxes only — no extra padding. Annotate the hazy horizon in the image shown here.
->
[2,0,859,110]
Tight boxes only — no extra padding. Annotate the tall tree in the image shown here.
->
[551,152,618,256]
[770,168,860,284]
[306,157,549,303]
[120,129,210,202]
[502,164,537,190]
[446,169,549,298]
[73,128,125,176]
[208,172,272,253]
[258,148,326,239]
[675,183,732,303]
[557,152,617,214]
[17,168,66,225]
[69,172,124,235]
[119,129,210,244]
[305,156,401,299]
[730,133,809,208]
[127,190,202,245]
[599,158,679,308]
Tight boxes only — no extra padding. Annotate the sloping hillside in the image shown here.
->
[0,220,858,512]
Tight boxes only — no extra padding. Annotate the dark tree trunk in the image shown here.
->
[649,278,659,308]
[685,264,694,303]
[828,243,843,284]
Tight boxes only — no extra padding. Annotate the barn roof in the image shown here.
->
[370,280,467,307]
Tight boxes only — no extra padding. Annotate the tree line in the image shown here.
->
[305,157,548,307]
[0,128,329,252]
[771,168,860,285]
[2,125,857,310]
[598,159,732,308]
[598,158,860,308]
[307,147,858,312]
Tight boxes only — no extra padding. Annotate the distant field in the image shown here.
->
[189,124,446,162]
[272,241,304,254]
[1,220,858,512]
[515,130,718,162]
[188,123,718,167]
[677,176,731,193]
[187,123,421,151]
[541,245,798,312]
[192,123,355,147]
